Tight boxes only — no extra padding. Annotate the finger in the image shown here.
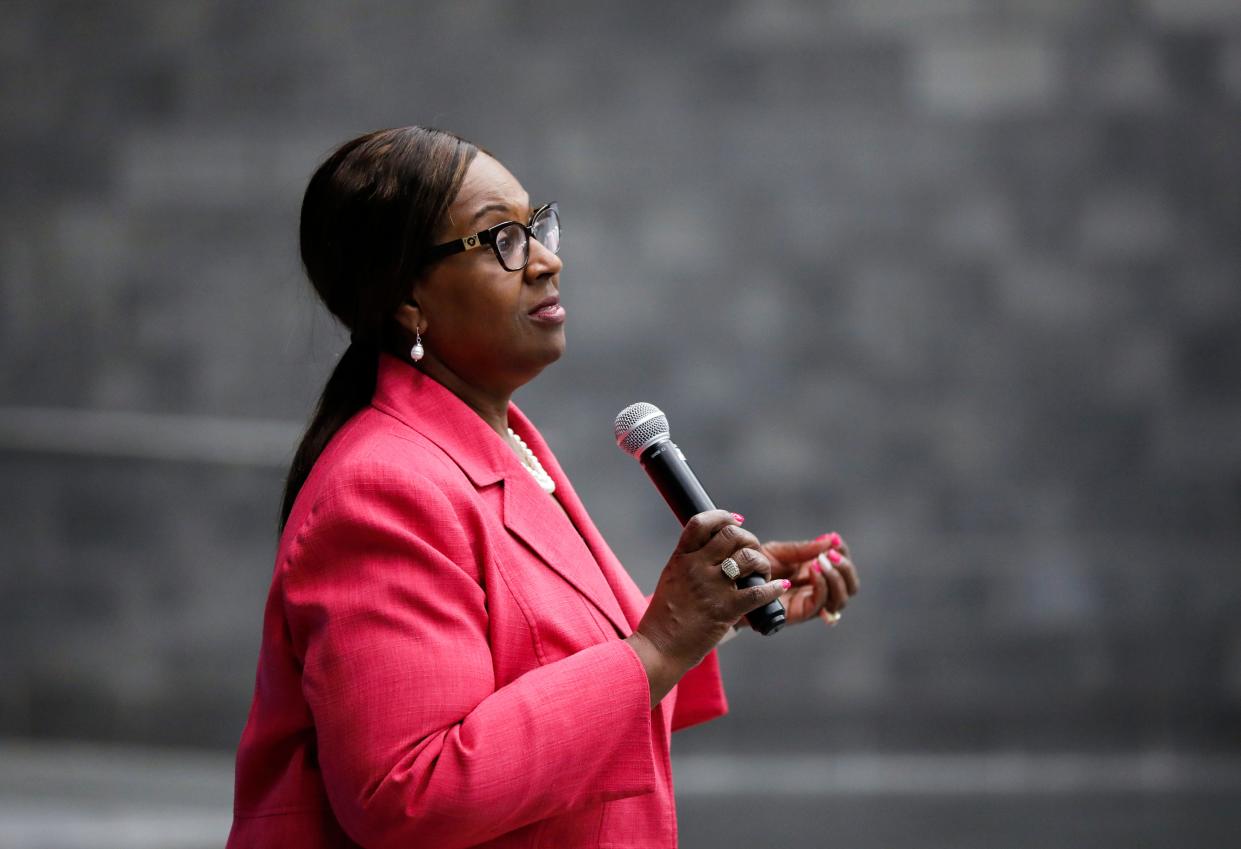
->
[807,563,829,609]
[676,510,739,554]
[790,568,827,624]
[731,546,772,581]
[735,578,790,617]
[763,531,846,565]
[835,534,851,559]
[762,538,832,563]
[835,557,860,595]
[698,522,763,563]
[784,585,820,623]
[764,554,795,581]
[825,548,860,595]
[791,559,817,586]
[822,564,849,612]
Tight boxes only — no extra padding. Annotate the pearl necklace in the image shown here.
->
[507,428,556,494]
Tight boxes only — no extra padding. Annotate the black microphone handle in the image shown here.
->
[639,440,786,635]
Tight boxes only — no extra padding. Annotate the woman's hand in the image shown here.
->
[758,532,860,628]
[626,510,789,707]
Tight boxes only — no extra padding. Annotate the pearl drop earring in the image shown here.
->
[410,328,424,362]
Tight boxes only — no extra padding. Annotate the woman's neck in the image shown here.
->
[415,356,513,439]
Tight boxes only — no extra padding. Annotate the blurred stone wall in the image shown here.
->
[1,0,1239,753]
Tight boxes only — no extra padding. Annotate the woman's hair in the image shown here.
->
[280,126,480,529]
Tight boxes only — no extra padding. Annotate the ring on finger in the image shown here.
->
[719,557,741,581]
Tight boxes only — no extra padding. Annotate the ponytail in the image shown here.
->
[277,126,478,531]
[279,340,380,529]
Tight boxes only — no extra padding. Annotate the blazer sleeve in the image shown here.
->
[639,593,730,732]
[671,649,729,732]
[281,462,657,849]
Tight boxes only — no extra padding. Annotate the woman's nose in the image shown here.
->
[525,235,562,280]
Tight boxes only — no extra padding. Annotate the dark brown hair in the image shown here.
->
[280,126,479,529]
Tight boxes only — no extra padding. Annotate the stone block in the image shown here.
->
[1221,37,1241,102]
[914,35,1062,116]
[1143,0,1241,28]
[1078,187,1177,260]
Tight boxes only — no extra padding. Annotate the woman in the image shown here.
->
[227,126,860,849]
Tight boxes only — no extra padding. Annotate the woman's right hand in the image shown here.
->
[625,510,789,707]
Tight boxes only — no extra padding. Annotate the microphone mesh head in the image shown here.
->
[614,402,671,458]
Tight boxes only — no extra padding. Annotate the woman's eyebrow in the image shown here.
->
[469,199,531,225]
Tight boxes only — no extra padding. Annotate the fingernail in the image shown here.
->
[780,579,792,589]
[811,561,823,574]
[817,552,834,570]
[827,550,843,565]
[828,532,841,547]
[731,512,745,524]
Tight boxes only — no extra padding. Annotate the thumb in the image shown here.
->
[763,537,835,563]
[791,559,816,585]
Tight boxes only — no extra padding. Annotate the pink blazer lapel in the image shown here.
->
[500,470,632,637]
[507,408,648,635]
[371,355,634,637]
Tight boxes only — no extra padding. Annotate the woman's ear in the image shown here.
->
[395,298,423,337]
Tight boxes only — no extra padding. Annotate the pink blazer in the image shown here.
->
[227,354,728,849]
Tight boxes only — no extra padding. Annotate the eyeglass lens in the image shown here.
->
[494,207,561,271]
[495,223,527,271]
[531,206,560,255]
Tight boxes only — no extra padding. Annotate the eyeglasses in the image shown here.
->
[426,202,560,272]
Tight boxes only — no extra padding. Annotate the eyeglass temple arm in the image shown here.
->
[426,230,493,262]
[425,205,553,262]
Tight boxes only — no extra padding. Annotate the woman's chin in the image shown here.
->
[538,331,567,366]
[507,333,566,384]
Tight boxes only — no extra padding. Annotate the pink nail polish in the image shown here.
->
[781,579,792,589]
[811,561,823,574]
[827,550,843,565]
[828,532,841,547]
[731,512,745,524]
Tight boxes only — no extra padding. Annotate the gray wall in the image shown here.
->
[1,0,1239,760]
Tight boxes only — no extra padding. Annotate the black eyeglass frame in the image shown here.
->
[425,202,559,272]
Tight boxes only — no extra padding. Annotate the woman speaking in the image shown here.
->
[227,126,860,849]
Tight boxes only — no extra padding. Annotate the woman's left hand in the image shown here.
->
[757,532,860,628]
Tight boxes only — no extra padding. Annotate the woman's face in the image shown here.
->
[408,152,565,393]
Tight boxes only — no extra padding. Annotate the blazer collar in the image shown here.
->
[370,354,633,636]
[371,354,511,489]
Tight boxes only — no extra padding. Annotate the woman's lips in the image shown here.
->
[529,302,566,324]
[528,296,565,324]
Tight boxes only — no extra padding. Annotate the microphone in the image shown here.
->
[614,402,786,635]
